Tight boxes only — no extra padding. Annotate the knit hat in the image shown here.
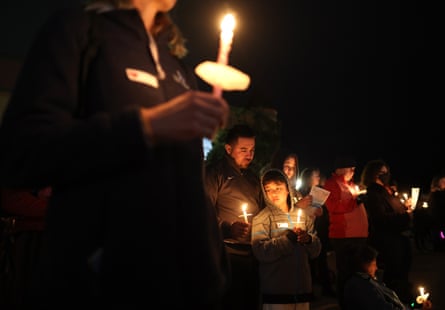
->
[333,156,357,169]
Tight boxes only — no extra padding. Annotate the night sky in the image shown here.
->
[1,1,440,191]
[172,1,440,191]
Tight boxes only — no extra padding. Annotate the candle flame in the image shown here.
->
[242,203,247,212]
[416,286,430,304]
[220,14,235,44]
[220,13,236,32]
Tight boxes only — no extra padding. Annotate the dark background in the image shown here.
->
[0,1,441,192]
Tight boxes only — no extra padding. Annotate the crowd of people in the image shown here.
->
[0,1,443,310]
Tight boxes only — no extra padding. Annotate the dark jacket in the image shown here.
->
[344,272,407,310]
[205,153,263,241]
[0,7,228,308]
[364,183,412,240]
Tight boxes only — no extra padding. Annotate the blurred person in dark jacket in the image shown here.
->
[343,243,432,310]
[428,173,445,252]
[0,187,50,310]
[0,0,230,308]
[360,159,415,304]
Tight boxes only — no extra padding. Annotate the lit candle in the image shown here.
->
[241,203,248,223]
[213,13,236,97]
[416,286,429,304]
[411,187,420,210]
[296,208,302,224]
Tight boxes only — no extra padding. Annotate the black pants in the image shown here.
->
[330,237,367,310]
[222,250,260,310]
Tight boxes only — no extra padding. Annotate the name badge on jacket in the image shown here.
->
[126,68,159,89]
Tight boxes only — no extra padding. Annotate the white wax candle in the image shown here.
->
[213,13,235,97]
[241,203,248,223]
[296,208,302,224]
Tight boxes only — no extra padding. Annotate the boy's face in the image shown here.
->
[264,181,289,207]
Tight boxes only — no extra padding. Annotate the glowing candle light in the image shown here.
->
[213,13,236,97]
[411,187,420,210]
[296,208,302,224]
[241,203,248,223]
[416,286,430,304]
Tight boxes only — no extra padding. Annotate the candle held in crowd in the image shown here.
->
[213,13,235,97]
[241,203,248,223]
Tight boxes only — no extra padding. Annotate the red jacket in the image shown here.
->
[323,174,368,239]
[1,187,50,231]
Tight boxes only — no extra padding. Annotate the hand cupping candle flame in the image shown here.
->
[195,13,250,98]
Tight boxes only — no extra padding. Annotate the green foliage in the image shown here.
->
[205,106,282,176]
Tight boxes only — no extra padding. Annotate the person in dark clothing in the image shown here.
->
[343,244,432,310]
[0,187,50,310]
[205,123,264,310]
[0,1,230,309]
[360,159,415,305]
[299,167,335,298]
[428,174,445,252]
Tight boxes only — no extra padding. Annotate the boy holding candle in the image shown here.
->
[251,169,321,310]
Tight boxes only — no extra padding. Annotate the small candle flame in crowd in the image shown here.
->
[416,286,430,304]
[296,208,302,224]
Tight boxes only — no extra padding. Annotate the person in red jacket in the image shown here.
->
[0,186,51,310]
[323,156,368,309]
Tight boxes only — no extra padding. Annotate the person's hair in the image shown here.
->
[263,169,288,187]
[86,0,188,58]
[346,243,378,273]
[360,159,388,188]
[430,173,445,192]
[225,124,256,146]
[270,148,298,172]
[299,167,320,196]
